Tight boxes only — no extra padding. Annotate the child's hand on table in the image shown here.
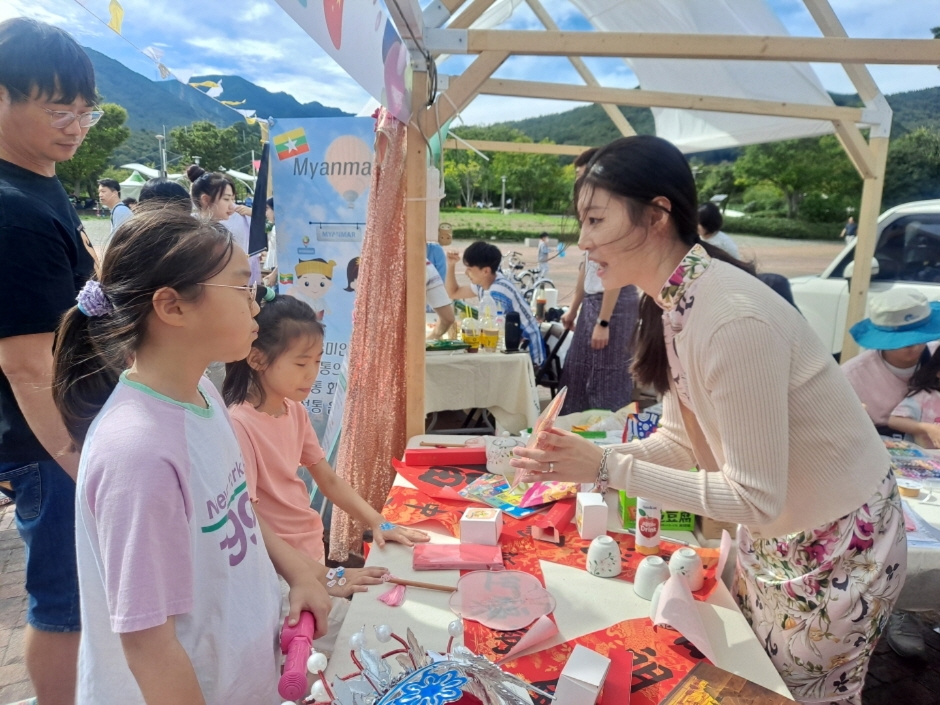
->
[372,521,430,548]
[324,566,388,597]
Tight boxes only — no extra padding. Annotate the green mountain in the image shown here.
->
[184,74,348,120]
[488,87,940,158]
[85,46,351,167]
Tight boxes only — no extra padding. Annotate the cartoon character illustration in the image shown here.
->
[289,258,336,320]
[343,256,360,292]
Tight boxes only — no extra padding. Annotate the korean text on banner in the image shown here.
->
[272,0,412,123]
[271,116,373,440]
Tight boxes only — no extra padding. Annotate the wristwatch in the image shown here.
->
[596,319,610,328]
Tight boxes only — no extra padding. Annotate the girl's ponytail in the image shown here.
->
[52,205,235,446]
[53,304,120,447]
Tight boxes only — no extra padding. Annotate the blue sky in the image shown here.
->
[2,0,938,124]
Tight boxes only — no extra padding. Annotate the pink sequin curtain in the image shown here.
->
[329,109,408,560]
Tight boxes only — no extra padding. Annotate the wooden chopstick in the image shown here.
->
[387,577,457,593]
[418,441,469,448]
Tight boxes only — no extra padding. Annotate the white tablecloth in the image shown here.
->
[898,490,940,611]
[323,436,792,700]
[425,351,541,434]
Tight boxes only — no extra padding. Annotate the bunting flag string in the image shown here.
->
[106,0,123,33]
[70,0,262,126]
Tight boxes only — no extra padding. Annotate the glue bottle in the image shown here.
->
[635,498,661,555]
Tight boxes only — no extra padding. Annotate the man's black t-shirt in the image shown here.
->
[0,158,96,462]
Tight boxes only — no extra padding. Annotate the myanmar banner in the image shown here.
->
[271,117,373,440]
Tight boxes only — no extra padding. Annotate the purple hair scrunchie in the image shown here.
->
[76,280,114,317]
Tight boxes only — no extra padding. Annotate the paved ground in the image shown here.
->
[3,228,929,702]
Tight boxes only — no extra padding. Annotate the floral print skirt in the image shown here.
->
[734,470,907,705]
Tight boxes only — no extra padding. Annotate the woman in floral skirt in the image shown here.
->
[511,135,906,705]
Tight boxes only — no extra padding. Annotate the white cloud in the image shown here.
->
[2,0,937,126]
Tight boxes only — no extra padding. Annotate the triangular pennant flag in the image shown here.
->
[107,0,124,33]
[221,99,246,106]
[235,109,256,119]
[142,46,163,62]
[189,80,220,89]
[157,63,171,79]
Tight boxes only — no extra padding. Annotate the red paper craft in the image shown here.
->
[391,458,487,502]
[382,485,466,536]
[501,617,710,705]
[531,498,576,544]
[403,447,488,467]
[534,524,723,601]
[413,543,504,571]
[603,649,634,703]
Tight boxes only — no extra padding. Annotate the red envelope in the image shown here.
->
[412,543,505,571]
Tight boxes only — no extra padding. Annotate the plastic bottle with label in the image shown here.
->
[635,498,662,555]
[479,294,499,352]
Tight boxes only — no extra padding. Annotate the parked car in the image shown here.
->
[789,199,940,358]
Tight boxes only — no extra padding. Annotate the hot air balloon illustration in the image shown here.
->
[325,136,372,209]
[323,0,344,50]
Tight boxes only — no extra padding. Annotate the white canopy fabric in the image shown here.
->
[570,0,837,152]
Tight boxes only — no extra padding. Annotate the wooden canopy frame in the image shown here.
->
[385,0,940,437]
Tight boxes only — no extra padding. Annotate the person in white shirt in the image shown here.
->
[426,260,454,339]
[97,178,132,250]
[697,202,740,259]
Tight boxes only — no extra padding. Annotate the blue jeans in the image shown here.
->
[0,460,80,632]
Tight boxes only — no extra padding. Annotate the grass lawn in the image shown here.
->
[441,209,579,237]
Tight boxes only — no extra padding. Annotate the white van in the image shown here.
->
[789,199,940,358]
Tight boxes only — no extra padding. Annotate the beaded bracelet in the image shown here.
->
[595,447,612,496]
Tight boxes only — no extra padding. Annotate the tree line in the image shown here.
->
[58,103,940,225]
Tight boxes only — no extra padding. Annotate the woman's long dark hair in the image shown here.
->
[53,206,234,446]
[578,136,755,394]
[223,295,324,408]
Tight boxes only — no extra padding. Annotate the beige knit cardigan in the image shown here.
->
[608,260,889,539]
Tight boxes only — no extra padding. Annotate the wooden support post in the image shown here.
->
[524,0,635,137]
[480,78,866,123]
[840,136,889,361]
[447,0,497,30]
[831,120,875,179]
[405,72,429,440]
[428,51,509,130]
[459,30,940,64]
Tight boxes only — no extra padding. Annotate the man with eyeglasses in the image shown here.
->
[0,17,99,704]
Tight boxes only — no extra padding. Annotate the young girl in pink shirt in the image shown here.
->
[224,295,428,588]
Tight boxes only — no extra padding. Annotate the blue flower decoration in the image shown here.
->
[393,668,468,705]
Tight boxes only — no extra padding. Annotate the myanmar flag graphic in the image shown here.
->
[274,128,310,161]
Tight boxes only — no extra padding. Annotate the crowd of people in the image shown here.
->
[0,14,927,705]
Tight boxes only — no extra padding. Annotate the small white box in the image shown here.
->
[460,507,502,546]
[554,644,611,704]
[576,492,607,541]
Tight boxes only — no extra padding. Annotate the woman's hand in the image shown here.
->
[325,566,389,598]
[372,522,430,548]
[510,428,604,484]
[561,308,577,331]
[591,323,610,349]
